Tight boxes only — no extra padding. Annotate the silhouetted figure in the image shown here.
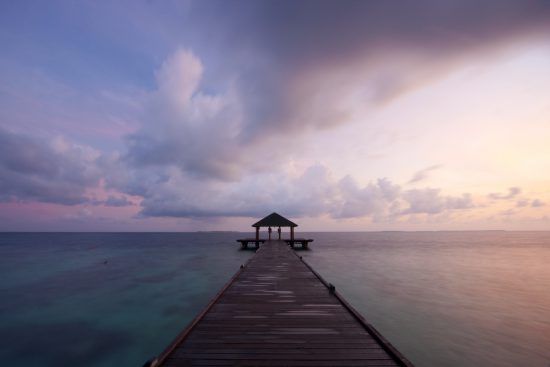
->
[277,227,281,240]
[268,226,272,240]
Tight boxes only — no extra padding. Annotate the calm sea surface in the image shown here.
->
[0,232,549,367]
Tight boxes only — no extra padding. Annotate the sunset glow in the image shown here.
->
[1,1,549,231]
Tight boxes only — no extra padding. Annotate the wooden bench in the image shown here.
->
[285,238,313,249]
[236,238,266,249]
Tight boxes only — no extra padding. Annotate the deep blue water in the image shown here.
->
[1,232,549,366]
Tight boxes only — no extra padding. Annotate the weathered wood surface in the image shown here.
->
[156,240,413,367]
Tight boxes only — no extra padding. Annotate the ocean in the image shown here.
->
[0,232,549,366]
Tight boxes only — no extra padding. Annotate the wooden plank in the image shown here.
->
[172,349,393,358]
[180,343,385,350]
[151,240,413,367]
[163,359,399,367]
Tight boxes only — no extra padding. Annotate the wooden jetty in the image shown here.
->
[146,214,413,366]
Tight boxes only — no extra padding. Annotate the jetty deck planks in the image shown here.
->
[156,240,413,367]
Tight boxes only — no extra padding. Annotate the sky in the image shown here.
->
[1,0,549,231]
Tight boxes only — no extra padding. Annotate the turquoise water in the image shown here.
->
[1,232,549,366]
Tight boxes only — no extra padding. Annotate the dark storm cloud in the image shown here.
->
[205,0,550,138]
[0,128,100,205]
[251,0,550,60]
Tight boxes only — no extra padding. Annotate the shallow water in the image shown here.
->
[1,232,549,366]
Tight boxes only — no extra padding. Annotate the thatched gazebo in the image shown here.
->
[252,212,298,242]
[237,212,312,249]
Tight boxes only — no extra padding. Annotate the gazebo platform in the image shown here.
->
[236,238,313,249]
[237,212,312,249]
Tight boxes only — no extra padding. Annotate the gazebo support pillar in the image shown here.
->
[290,227,295,248]
[255,227,260,248]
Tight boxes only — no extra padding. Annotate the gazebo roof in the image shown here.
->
[252,212,298,228]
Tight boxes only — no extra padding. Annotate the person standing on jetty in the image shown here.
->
[268,227,272,240]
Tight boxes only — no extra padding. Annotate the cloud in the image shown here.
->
[125,49,254,180]
[88,194,134,207]
[104,195,133,207]
[0,121,517,224]
[118,165,338,219]
[114,159,473,221]
[408,164,442,184]
[155,49,203,107]
[0,128,101,205]
[401,189,474,215]
[516,199,529,207]
[333,177,401,219]
[499,208,518,217]
[488,187,521,200]
[64,207,94,220]
[516,198,545,209]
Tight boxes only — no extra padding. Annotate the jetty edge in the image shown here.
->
[144,213,414,367]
